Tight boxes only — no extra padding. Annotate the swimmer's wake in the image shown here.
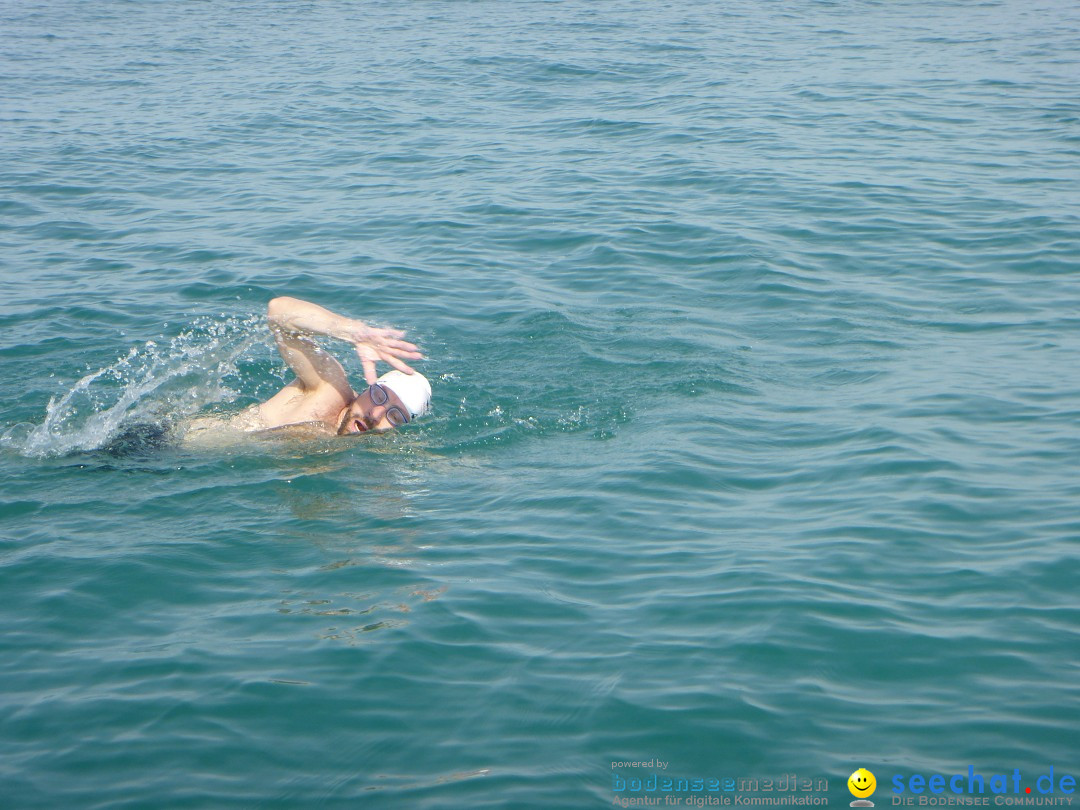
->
[8,315,264,458]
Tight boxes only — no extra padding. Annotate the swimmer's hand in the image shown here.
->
[346,323,423,385]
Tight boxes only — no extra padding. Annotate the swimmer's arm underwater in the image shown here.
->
[266,297,422,388]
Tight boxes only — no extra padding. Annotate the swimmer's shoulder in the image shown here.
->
[179,405,266,448]
[251,421,336,439]
[180,406,337,448]
[228,404,270,432]
[242,402,337,437]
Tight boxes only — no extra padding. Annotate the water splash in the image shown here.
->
[7,315,266,458]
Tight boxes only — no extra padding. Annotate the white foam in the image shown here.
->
[10,315,264,458]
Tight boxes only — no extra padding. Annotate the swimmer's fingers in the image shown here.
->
[358,328,421,354]
[368,332,423,361]
[354,345,380,385]
[353,327,423,381]
[383,345,424,360]
[366,326,410,344]
[361,357,378,385]
[383,337,421,354]
[381,353,418,376]
[369,326,406,340]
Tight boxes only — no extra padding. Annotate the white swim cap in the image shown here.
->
[377,370,431,419]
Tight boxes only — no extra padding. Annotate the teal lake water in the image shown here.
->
[2,0,1079,807]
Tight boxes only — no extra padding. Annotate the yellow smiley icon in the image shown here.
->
[848,769,877,798]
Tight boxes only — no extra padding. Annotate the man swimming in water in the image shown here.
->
[259,296,428,435]
[184,296,430,443]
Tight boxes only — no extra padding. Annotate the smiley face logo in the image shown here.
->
[848,768,877,799]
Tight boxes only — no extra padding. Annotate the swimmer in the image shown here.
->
[184,296,429,444]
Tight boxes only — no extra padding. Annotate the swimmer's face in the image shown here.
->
[336,385,410,435]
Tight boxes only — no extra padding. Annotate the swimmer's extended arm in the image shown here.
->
[267,297,422,389]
